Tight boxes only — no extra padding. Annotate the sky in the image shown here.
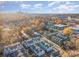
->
[0,1,79,14]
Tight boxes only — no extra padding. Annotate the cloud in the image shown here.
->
[49,1,79,12]
[48,1,62,7]
[48,1,75,7]
[51,2,79,13]
[57,4,79,10]
[0,1,6,5]
[48,1,56,7]
[65,1,76,5]
[34,3,43,8]
[65,1,71,5]
[0,1,7,8]
[20,4,31,9]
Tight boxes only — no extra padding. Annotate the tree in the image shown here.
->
[63,27,72,35]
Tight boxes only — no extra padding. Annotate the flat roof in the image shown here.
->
[54,24,67,27]
[69,25,79,30]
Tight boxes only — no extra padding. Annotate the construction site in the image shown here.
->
[0,13,79,57]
